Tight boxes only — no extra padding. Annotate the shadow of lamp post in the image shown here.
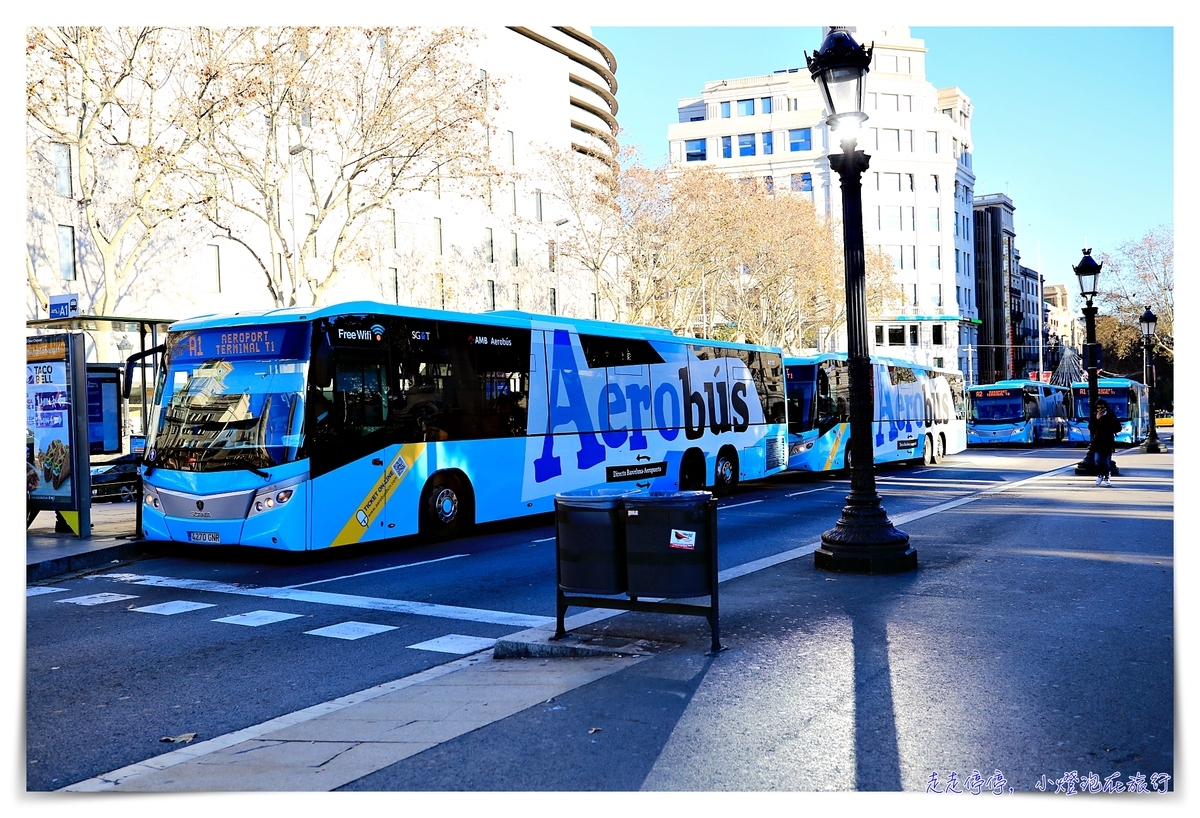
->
[807,27,915,574]
[1140,306,1164,453]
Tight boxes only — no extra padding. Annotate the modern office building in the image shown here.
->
[26,26,619,328]
[666,26,979,371]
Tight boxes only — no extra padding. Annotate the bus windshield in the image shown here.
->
[146,325,310,473]
[970,389,1024,423]
[786,364,817,433]
[1075,390,1129,420]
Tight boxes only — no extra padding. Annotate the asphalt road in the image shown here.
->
[25,442,1158,791]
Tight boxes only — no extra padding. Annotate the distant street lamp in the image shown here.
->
[807,27,914,574]
[1139,306,1164,453]
[1074,249,1102,475]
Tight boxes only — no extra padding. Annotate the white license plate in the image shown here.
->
[188,531,221,543]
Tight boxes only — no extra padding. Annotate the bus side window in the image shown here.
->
[333,355,387,436]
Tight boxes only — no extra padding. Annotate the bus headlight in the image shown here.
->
[789,442,814,455]
[250,487,296,516]
[143,484,162,510]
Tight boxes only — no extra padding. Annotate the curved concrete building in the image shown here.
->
[507,26,619,172]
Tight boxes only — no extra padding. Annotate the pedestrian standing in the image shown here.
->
[1089,398,1121,486]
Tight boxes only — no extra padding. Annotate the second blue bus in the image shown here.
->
[784,352,967,472]
[967,380,1071,445]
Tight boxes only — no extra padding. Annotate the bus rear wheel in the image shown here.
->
[921,434,935,467]
[712,447,739,495]
[420,472,472,540]
[933,434,945,463]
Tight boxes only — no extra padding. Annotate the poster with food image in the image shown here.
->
[27,360,74,502]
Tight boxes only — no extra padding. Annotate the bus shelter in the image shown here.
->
[26,315,174,537]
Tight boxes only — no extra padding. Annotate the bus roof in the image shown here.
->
[167,301,783,353]
[968,379,1068,392]
[1070,378,1147,390]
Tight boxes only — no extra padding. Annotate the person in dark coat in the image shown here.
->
[1089,398,1122,486]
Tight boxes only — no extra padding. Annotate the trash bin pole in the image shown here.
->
[706,498,723,654]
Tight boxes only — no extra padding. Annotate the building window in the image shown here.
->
[931,283,943,307]
[685,138,707,161]
[881,128,900,151]
[764,175,774,193]
[909,324,918,345]
[761,96,772,114]
[53,143,72,196]
[514,283,520,309]
[762,132,773,155]
[511,232,519,267]
[738,133,755,157]
[485,228,494,263]
[508,181,517,215]
[591,292,598,319]
[721,101,731,118]
[390,267,399,302]
[205,244,221,292]
[57,225,76,280]
[888,326,905,345]
[929,174,939,192]
[434,217,443,256]
[722,136,732,159]
[791,173,812,192]
[788,128,812,151]
[928,207,940,231]
[881,206,901,231]
[875,325,884,345]
[535,190,543,221]
[737,99,754,116]
[506,130,515,164]
[908,284,918,306]
[389,208,397,248]
[548,239,556,272]
[934,356,944,368]
[927,131,939,153]
[550,287,557,315]
[881,172,900,192]
[929,245,941,270]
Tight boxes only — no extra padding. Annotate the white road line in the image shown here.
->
[719,500,763,510]
[785,487,837,498]
[132,601,216,616]
[305,622,397,640]
[285,554,468,588]
[531,536,556,543]
[56,593,138,606]
[93,573,553,628]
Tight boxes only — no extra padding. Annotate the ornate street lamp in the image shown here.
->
[1073,249,1102,475]
[1139,306,1164,453]
[807,28,914,574]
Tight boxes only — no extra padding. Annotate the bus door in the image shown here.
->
[307,335,394,548]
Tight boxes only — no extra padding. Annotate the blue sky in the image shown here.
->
[592,26,1174,296]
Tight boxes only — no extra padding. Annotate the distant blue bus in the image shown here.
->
[1066,378,1150,445]
[967,380,1071,445]
[783,352,967,472]
[140,301,788,550]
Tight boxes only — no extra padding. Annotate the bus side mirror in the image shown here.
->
[123,344,165,400]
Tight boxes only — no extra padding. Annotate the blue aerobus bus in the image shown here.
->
[783,352,967,472]
[966,380,1071,445]
[1066,378,1150,445]
[139,301,788,549]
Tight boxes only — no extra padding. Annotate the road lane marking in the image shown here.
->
[285,554,467,588]
[213,610,303,627]
[92,573,553,629]
[531,536,556,543]
[26,587,70,597]
[132,601,216,616]
[719,500,763,510]
[785,487,837,498]
[56,593,138,606]
[305,621,397,640]
[408,634,497,654]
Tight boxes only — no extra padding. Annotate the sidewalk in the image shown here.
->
[52,441,1176,793]
[26,502,146,583]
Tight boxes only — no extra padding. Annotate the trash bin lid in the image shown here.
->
[555,487,641,508]
[623,489,713,507]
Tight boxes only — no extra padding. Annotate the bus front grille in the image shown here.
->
[766,434,786,471]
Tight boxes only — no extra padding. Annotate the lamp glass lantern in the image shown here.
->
[1140,306,1158,338]
[1074,249,1102,300]
[806,28,873,131]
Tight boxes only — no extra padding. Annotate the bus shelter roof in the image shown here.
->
[26,316,176,334]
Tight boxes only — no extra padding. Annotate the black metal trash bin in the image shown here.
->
[624,490,715,598]
[555,488,639,595]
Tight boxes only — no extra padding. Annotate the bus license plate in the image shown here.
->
[188,531,221,543]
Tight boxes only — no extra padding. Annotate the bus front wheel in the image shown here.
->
[420,472,473,540]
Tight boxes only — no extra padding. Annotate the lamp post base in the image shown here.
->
[1141,439,1164,454]
[816,503,916,574]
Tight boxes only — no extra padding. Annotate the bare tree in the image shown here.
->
[190,26,498,307]
[1097,225,1173,359]
[27,27,217,315]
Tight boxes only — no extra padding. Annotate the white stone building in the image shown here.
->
[666,26,978,372]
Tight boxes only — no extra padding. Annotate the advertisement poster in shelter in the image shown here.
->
[27,339,75,505]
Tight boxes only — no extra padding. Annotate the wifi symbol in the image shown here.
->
[370,324,385,340]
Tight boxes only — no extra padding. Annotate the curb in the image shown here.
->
[493,626,669,659]
[27,540,149,583]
